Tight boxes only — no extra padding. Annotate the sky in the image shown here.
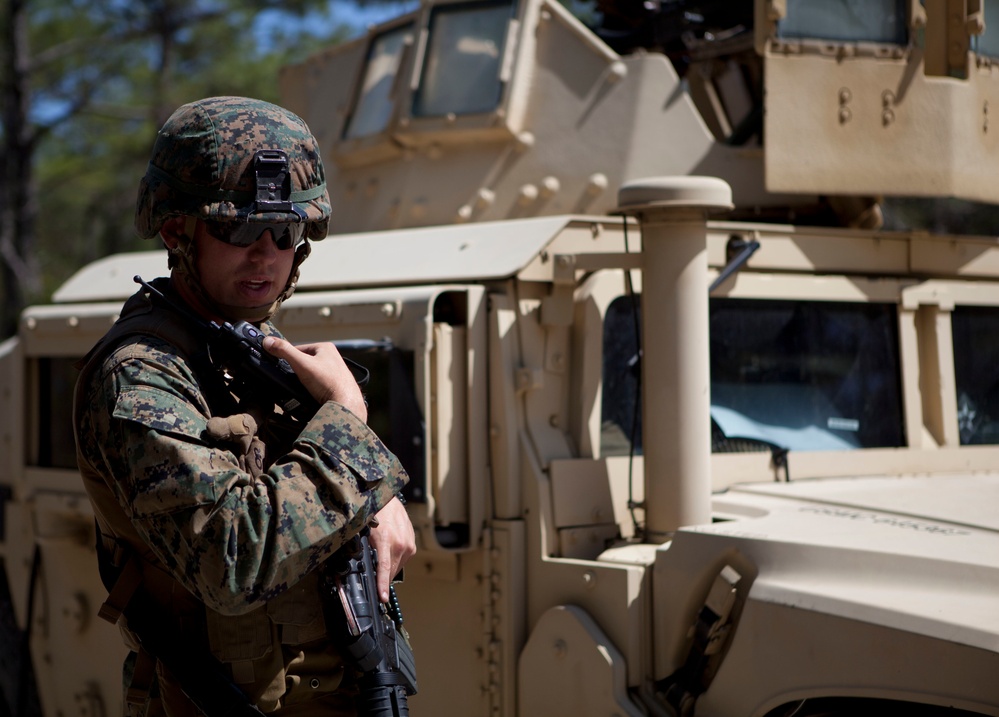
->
[254,1,420,50]
[333,1,420,30]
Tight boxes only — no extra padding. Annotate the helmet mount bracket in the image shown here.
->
[251,149,295,216]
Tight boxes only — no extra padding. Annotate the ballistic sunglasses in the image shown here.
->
[203,220,306,250]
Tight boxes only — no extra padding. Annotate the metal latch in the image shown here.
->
[699,565,740,655]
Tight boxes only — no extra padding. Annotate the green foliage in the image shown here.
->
[17,0,359,305]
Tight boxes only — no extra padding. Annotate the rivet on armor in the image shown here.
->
[586,173,608,195]
[608,61,628,82]
[476,188,496,209]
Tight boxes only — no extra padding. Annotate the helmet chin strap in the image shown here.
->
[168,216,311,323]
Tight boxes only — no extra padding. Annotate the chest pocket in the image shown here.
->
[114,385,218,515]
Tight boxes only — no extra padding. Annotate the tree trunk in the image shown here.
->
[1,0,42,339]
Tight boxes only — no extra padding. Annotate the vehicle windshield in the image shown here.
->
[710,298,905,451]
[601,296,906,455]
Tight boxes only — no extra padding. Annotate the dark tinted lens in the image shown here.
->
[206,222,305,250]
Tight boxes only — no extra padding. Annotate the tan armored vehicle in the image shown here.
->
[2,0,999,715]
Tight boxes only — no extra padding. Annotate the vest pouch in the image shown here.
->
[204,574,334,706]
[205,604,276,685]
[267,572,328,647]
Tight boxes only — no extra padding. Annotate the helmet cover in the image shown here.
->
[135,96,330,241]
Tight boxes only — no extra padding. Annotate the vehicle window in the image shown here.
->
[412,0,515,118]
[974,0,999,57]
[600,296,906,456]
[36,357,81,469]
[338,342,426,502]
[777,0,908,44]
[952,306,999,445]
[711,298,905,451]
[344,22,415,140]
[601,295,643,456]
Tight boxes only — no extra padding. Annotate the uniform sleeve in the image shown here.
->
[77,336,408,616]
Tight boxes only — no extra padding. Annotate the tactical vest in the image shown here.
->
[74,280,350,717]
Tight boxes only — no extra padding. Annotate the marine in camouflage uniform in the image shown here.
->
[73,96,414,716]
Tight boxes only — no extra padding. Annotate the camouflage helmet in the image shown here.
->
[135,96,330,241]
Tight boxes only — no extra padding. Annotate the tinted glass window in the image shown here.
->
[600,296,905,455]
[974,0,999,57]
[711,298,904,451]
[601,295,643,456]
[778,0,908,44]
[952,306,999,444]
[344,23,415,140]
[338,342,426,502]
[37,357,81,469]
[412,0,515,117]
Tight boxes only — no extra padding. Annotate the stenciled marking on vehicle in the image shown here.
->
[798,506,971,536]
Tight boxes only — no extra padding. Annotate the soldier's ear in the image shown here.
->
[160,216,187,250]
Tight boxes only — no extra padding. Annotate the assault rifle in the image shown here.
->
[321,531,419,716]
[132,275,417,716]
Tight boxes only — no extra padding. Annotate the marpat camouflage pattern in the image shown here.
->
[135,96,332,242]
[75,288,406,614]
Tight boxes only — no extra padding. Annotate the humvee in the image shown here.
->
[2,0,999,715]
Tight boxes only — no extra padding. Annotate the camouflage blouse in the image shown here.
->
[74,284,408,616]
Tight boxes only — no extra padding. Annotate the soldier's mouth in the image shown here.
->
[238,279,273,297]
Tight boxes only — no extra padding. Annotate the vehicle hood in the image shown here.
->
[725,473,999,533]
[678,474,999,653]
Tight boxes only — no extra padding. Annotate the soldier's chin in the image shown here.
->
[219,299,276,323]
